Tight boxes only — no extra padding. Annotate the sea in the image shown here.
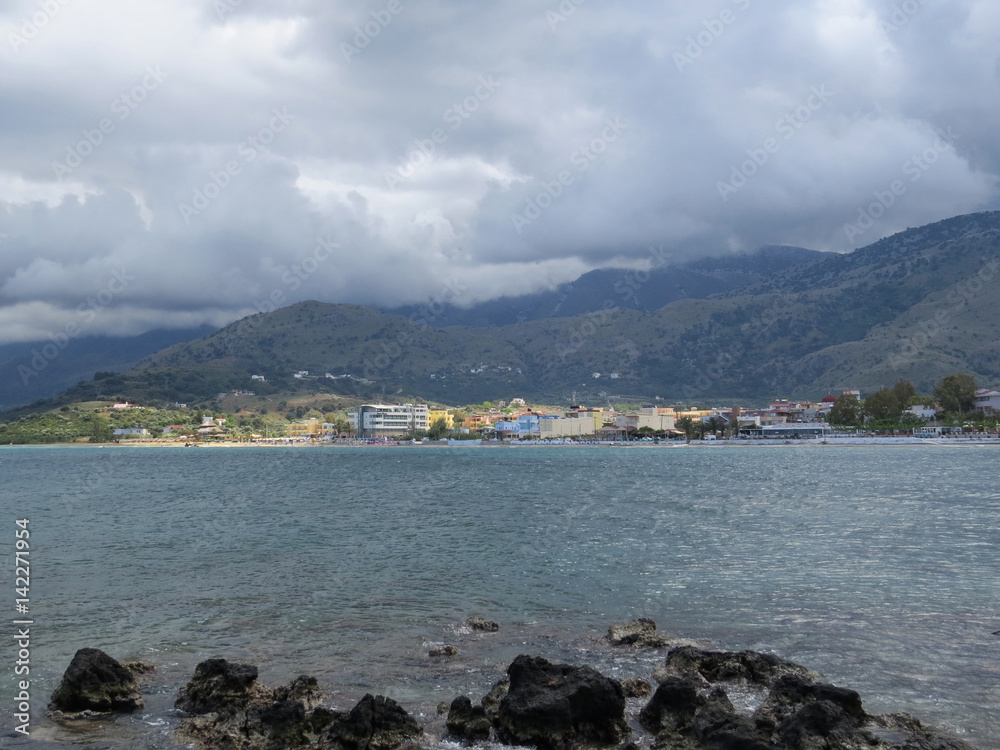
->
[0,443,997,748]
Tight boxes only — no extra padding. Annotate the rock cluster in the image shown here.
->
[175,658,421,750]
[47,627,979,750]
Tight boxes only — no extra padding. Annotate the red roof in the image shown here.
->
[821,395,837,403]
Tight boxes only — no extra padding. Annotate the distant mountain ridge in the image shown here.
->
[387,245,829,326]
[7,212,1000,411]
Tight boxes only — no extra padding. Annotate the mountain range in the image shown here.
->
[4,211,1000,413]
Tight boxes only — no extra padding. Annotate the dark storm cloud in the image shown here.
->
[0,0,996,342]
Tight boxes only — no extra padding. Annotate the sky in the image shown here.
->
[0,0,998,344]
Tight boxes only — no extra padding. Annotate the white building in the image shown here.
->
[348,404,430,438]
[974,389,1000,413]
[905,405,937,420]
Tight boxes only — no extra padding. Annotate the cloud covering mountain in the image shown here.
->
[1,0,998,344]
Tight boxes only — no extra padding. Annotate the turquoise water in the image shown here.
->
[0,444,997,748]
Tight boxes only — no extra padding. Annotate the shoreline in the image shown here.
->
[4,436,1000,449]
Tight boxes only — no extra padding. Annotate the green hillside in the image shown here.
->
[6,211,1000,413]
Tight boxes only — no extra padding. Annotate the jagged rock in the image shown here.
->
[495,655,629,749]
[429,645,458,657]
[274,675,323,711]
[327,694,422,750]
[664,646,815,687]
[607,618,671,648]
[757,674,866,724]
[639,676,706,734]
[175,658,260,716]
[49,648,143,714]
[467,617,499,632]
[446,695,492,741]
[691,700,770,750]
[621,678,653,699]
[480,678,509,720]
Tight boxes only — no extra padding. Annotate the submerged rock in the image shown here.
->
[466,617,500,632]
[429,645,459,657]
[495,655,629,749]
[663,646,815,687]
[608,618,671,648]
[49,648,143,714]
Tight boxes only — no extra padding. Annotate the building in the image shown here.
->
[113,428,149,437]
[348,404,430,438]
[287,418,322,438]
[745,423,834,439]
[974,388,1000,414]
[537,408,603,438]
[906,405,938,420]
[428,410,455,429]
[495,413,541,438]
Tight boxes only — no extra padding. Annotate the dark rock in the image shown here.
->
[608,618,671,648]
[328,694,422,750]
[49,648,143,714]
[446,695,492,741]
[620,678,653,699]
[665,646,814,687]
[757,673,866,724]
[467,617,500,632]
[495,655,629,749]
[639,677,706,734]
[175,658,260,716]
[777,700,858,747]
[429,645,459,657]
[692,702,771,750]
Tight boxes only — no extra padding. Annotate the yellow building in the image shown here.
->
[428,410,454,429]
[286,418,322,437]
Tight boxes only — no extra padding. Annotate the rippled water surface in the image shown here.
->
[0,444,997,747]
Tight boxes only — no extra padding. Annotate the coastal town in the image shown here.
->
[16,377,993,446]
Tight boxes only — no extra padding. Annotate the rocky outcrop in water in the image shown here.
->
[493,655,629,750]
[636,648,976,750]
[466,617,499,632]
[607,618,671,648]
[175,658,420,750]
[48,648,143,715]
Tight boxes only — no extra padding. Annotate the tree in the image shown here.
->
[676,416,695,443]
[863,389,902,423]
[427,418,450,440]
[828,393,862,426]
[892,380,916,408]
[934,374,976,414]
